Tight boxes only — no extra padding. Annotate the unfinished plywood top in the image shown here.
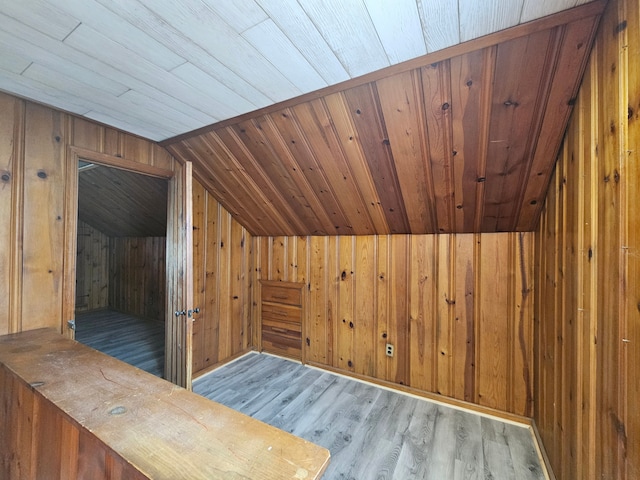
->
[0,329,330,480]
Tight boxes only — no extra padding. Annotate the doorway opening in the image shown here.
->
[73,161,168,377]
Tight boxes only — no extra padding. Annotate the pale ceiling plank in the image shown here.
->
[170,62,267,116]
[21,63,191,135]
[520,0,579,23]
[0,11,215,125]
[417,0,461,52]
[256,0,350,84]
[84,110,172,141]
[113,90,208,133]
[458,0,525,42]
[63,24,225,122]
[363,0,427,64]
[54,0,186,71]
[0,50,31,74]
[136,0,302,102]
[243,19,328,93]
[296,0,390,77]
[0,67,91,115]
[0,27,129,97]
[0,0,80,41]
[96,0,274,109]
[203,0,269,34]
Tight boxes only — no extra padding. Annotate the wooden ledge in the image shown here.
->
[0,329,330,479]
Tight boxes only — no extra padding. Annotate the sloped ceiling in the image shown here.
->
[78,165,167,237]
[163,2,605,235]
[0,0,600,141]
[0,0,607,236]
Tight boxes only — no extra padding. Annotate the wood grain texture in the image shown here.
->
[75,221,109,313]
[191,177,251,377]
[109,236,166,321]
[194,352,545,480]
[164,4,605,237]
[0,329,330,480]
[252,232,534,416]
[0,92,177,337]
[534,0,640,477]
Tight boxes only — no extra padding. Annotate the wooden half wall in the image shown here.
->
[253,232,534,417]
[534,0,640,478]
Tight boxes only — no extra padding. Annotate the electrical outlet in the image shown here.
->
[385,343,394,357]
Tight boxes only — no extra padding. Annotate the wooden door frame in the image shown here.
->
[62,145,182,376]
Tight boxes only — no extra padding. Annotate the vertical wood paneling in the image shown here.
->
[191,178,252,376]
[0,95,23,335]
[75,221,109,313]
[0,91,179,336]
[109,237,166,321]
[534,0,639,477]
[253,232,533,415]
[21,103,66,331]
[626,1,640,477]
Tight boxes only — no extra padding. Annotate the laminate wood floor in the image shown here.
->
[194,353,546,480]
[75,309,164,378]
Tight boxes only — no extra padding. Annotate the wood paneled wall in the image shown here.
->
[0,92,176,336]
[534,0,640,478]
[191,178,251,375]
[75,221,109,313]
[253,233,534,416]
[109,236,166,321]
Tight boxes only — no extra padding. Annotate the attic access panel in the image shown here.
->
[163,1,606,236]
[78,164,168,237]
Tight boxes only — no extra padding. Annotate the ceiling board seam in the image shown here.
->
[508,26,566,231]
[160,0,607,146]
[194,135,292,235]
[222,126,309,235]
[473,46,497,233]
[263,110,338,234]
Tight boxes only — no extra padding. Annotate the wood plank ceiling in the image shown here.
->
[0,0,600,141]
[163,2,606,235]
[78,165,167,237]
[0,0,606,236]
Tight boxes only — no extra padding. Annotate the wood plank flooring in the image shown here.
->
[75,309,164,377]
[194,353,546,480]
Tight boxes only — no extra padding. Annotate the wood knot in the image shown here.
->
[504,100,519,107]
[341,270,347,280]
[442,102,450,111]
[347,360,353,367]
[1,172,10,182]
[349,321,354,329]
[382,138,390,145]
[37,170,47,179]
[109,406,127,416]
[477,177,486,183]
[615,20,627,34]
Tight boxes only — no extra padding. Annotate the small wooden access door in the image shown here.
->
[260,281,304,360]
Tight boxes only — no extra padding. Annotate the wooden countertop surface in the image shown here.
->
[0,329,330,479]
